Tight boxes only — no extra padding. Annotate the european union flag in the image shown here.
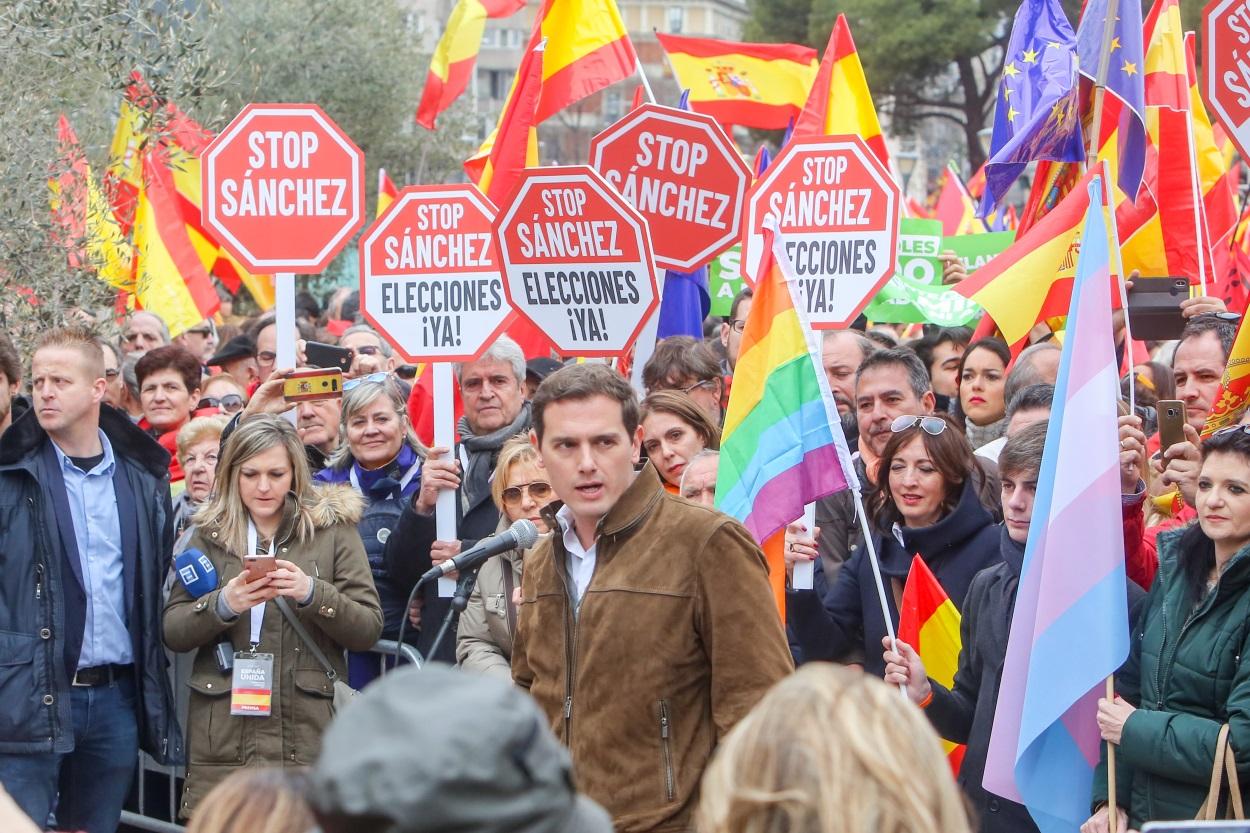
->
[1076,0,1146,201]
[980,0,1084,217]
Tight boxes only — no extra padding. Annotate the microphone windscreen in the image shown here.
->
[511,518,541,549]
[175,548,218,598]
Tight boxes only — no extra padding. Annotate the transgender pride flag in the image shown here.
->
[983,174,1131,832]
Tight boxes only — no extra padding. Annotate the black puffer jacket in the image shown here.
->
[789,477,1002,676]
[0,406,182,764]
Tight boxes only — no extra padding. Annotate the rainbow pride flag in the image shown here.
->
[714,221,855,615]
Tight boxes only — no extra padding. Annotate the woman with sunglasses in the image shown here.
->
[1084,426,1250,831]
[788,413,1001,675]
[314,377,426,686]
[640,391,721,493]
[456,436,552,676]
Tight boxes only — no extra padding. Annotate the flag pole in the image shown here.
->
[1106,675,1119,833]
[1085,0,1122,167]
[635,57,657,104]
[851,489,907,698]
[1183,112,1212,296]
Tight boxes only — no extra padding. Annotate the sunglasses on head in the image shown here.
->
[501,481,553,506]
[343,371,390,391]
[890,415,947,435]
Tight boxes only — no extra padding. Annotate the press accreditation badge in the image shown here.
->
[230,652,274,717]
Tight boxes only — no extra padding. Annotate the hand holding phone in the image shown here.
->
[244,555,278,580]
[282,368,343,402]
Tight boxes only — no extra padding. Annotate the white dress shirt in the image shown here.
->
[556,504,597,607]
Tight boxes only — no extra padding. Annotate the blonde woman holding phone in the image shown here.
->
[164,415,381,819]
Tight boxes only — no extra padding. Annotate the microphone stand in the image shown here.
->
[425,567,480,665]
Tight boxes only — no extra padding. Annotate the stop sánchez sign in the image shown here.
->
[360,185,511,363]
[493,166,659,357]
[743,135,901,329]
[201,103,365,274]
[589,103,751,272]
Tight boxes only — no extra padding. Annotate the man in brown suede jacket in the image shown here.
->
[512,364,793,833]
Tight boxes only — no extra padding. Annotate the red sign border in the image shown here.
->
[492,165,660,359]
[201,103,366,275]
[359,184,513,365]
[588,103,752,272]
[1202,0,1250,164]
[743,134,902,330]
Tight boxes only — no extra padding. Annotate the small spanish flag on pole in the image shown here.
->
[377,168,399,218]
[898,555,966,775]
[793,14,890,169]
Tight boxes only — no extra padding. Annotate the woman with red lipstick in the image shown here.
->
[788,413,1000,675]
[955,338,1010,450]
[1086,426,1250,830]
[640,391,720,494]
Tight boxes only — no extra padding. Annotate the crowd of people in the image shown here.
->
[0,277,1246,833]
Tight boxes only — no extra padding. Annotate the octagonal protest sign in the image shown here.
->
[493,166,659,357]
[1204,0,1250,162]
[589,103,751,272]
[202,103,365,274]
[743,135,901,329]
[360,186,511,363]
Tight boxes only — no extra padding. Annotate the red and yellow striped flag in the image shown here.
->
[955,168,1099,355]
[792,14,889,169]
[416,0,527,130]
[654,33,818,129]
[898,554,965,775]
[1203,315,1250,436]
[530,0,636,123]
[50,115,133,291]
[378,168,400,218]
[132,148,220,335]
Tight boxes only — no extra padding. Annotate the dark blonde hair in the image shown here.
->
[194,415,317,553]
[698,664,971,833]
[490,434,544,512]
[640,390,721,450]
[35,326,105,378]
[186,767,313,833]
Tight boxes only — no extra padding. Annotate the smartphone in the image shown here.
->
[283,368,343,402]
[1157,398,1187,452]
[244,555,277,579]
[304,341,353,372]
[1127,276,1189,340]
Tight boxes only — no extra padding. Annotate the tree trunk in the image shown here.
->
[957,54,989,171]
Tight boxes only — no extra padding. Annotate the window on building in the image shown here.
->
[604,88,623,122]
[503,28,523,48]
[481,28,498,47]
[667,6,684,33]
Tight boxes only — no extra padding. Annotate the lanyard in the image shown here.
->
[246,519,274,648]
[348,457,422,500]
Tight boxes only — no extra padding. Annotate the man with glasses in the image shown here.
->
[718,288,753,371]
[121,311,169,356]
[341,325,397,377]
[246,314,278,385]
[641,335,724,424]
[172,319,217,366]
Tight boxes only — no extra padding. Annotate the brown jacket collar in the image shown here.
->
[538,462,665,544]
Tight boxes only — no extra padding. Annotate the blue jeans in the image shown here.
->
[0,676,138,833]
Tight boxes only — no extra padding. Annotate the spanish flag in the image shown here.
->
[792,15,889,169]
[377,168,399,218]
[50,115,133,291]
[132,147,221,336]
[897,555,965,775]
[654,33,818,130]
[954,167,1099,355]
[529,0,637,122]
[416,0,527,130]
[1203,314,1250,436]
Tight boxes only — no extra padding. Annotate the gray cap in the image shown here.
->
[309,665,612,833]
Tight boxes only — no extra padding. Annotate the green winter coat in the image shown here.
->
[1093,529,1250,827]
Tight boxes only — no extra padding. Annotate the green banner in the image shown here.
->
[708,246,744,318]
[864,222,1013,328]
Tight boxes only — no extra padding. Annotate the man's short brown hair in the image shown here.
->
[999,420,1048,480]
[641,336,720,392]
[531,364,639,443]
[0,332,21,386]
[35,326,105,378]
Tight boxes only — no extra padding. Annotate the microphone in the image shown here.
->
[419,519,541,584]
[175,549,218,598]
